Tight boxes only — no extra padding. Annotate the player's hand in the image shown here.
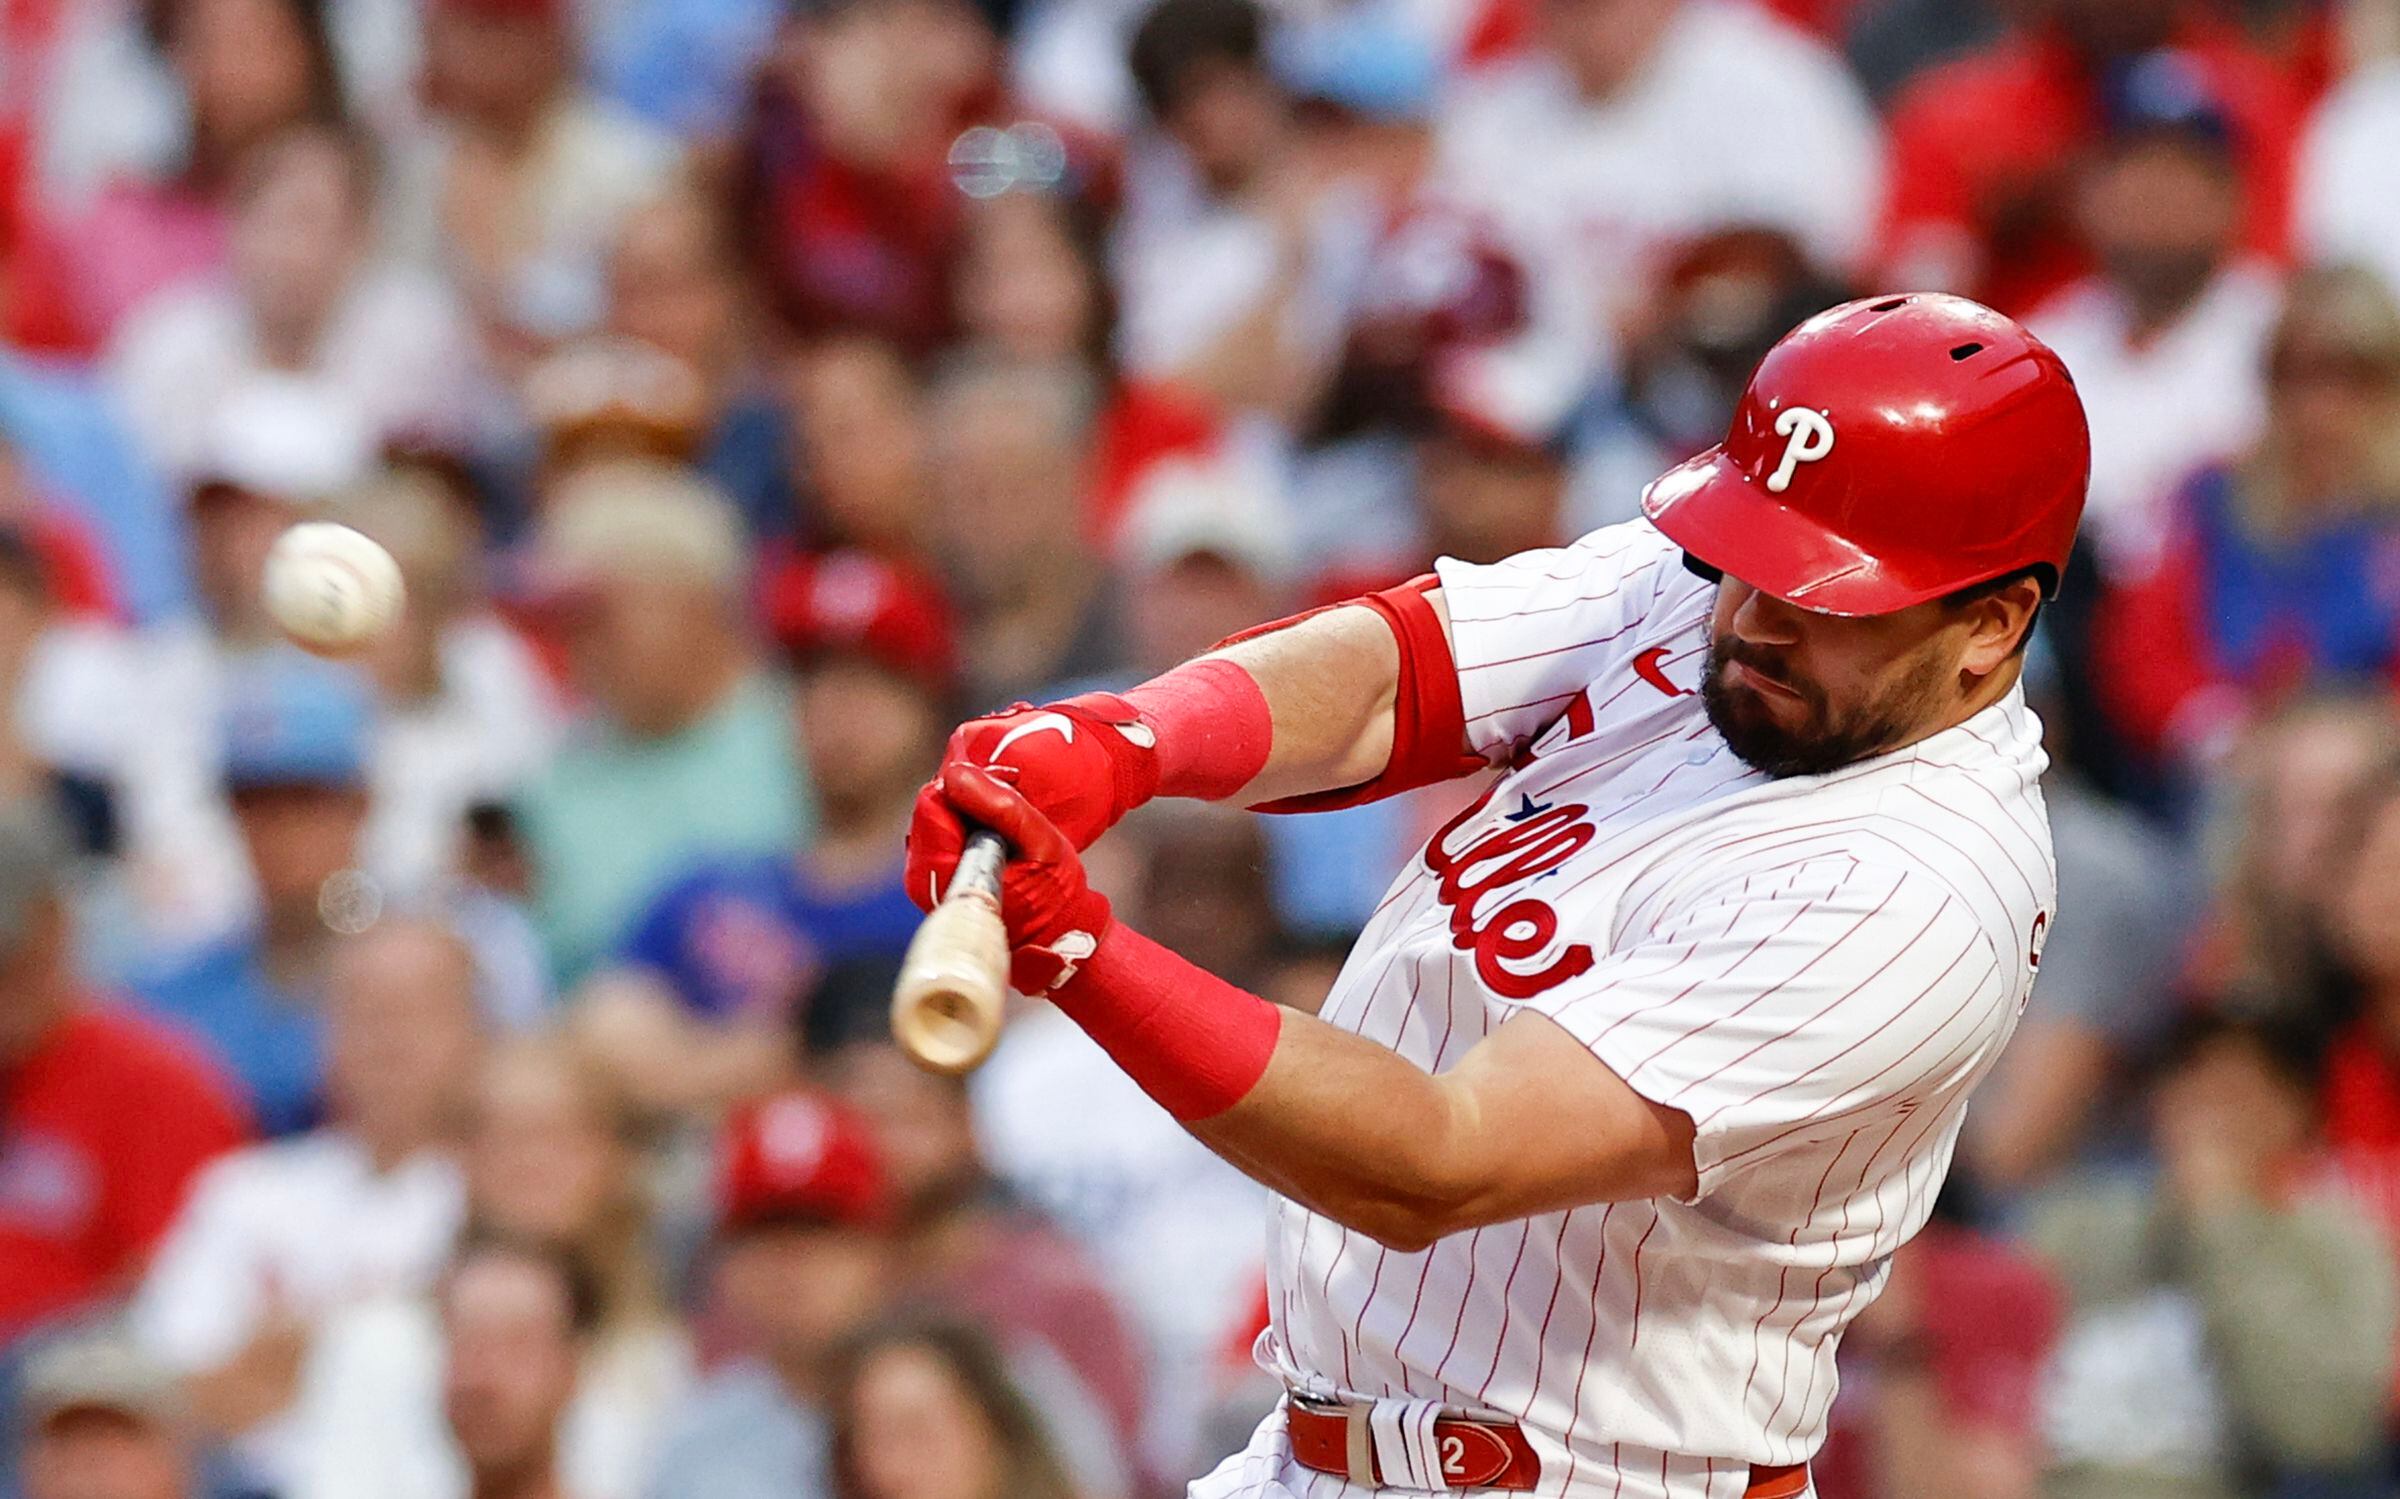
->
[933,695,1162,852]
[910,763,1114,995]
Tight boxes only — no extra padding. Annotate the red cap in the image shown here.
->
[762,550,958,694]
[1641,293,2089,617]
[716,1092,890,1234]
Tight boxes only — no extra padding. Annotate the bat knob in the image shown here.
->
[906,986,1002,1074]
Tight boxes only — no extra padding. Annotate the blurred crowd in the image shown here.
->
[2,0,2400,1495]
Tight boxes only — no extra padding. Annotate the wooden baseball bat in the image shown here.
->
[892,830,1010,1075]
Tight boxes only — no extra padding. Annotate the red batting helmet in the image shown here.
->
[1640,293,2090,617]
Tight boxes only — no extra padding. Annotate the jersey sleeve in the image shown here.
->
[1507,856,2012,1201]
[1433,520,1697,759]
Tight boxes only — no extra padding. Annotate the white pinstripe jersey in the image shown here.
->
[1257,519,2054,1483]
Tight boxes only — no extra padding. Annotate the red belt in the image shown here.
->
[1285,1397,1809,1495]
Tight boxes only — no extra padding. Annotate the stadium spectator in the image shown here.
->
[1273,40,1591,581]
[2189,693,2400,1011]
[0,794,247,1347]
[1112,0,1362,418]
[2027,1010,2397,1498]
[1963,662,2197,1191]
[132,652,379,1136]
[103,124,481,482]
[949,184,1220,548]
[386,0,682,353]
[2030,49,2284,578]
[586,0,785,144]
[1114,462,1291,674]
[340,469,562,920]
[646,1092,895,1499]
[290,1039,692,1499]
[928,359,1119,706]
[576,549,949,1110]
[1569,227,1850,534]
[828,1042,1146,1497]
[1814,1195,2061,1499]
[2297,55,2400,304]
[153,386,370,655]
[1877,0,2301,316]
[1123,801,1278,991]
[602,189,795,541]
[733,0,1007,354]
[2093,265,2400,775]
[439,1235,598,1499]
[1434,0,1881,378]
[16,1333,199,1499]
[521,338,717,524]
[2316,770,2400,1280]
[127,918,481,1494]
[0,124,78,355]
[49,0,348,349]
[512,461,812,982]
[0,513,128,819]
[783,336,937,561]
[103,382,372,948]
[827,1318,1080,1499]
[1410,365,1575,568]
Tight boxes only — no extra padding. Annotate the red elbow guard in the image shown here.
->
[1252,575,1486,814]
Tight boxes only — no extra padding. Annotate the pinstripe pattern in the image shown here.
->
[1238,521,2049,1491]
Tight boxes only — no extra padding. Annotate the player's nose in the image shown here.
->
[1726,579,1806,647]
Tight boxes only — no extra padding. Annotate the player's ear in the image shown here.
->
[1957,576,2042,679]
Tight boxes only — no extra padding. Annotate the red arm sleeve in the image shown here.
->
[1251,576,1488,814]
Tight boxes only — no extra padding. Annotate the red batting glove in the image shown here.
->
[908,763,1115,995]
[907,696,1158,926]
[939,695,1162,851]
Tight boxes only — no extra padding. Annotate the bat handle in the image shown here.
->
[891,831,1011,1075]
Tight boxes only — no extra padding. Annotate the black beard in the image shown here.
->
[1701,638,1937,779]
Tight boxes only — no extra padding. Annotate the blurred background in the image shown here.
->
[2,0,2400,1495]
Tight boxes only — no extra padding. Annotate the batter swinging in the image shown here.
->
[906,294,2090,1497]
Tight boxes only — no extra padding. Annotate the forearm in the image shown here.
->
[1140,581,1471,813]
[1189,1009,1476,1251]
[1188,602,1402,805]
[942,585,1460,856]
[1055,927,1693,1251]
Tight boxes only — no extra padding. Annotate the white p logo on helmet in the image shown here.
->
[1766,407,1836,493]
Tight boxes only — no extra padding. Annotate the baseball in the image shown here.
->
[262,522,405,652]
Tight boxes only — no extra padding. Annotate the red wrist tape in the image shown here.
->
[1049,924,1283,1122]
[1253,575,1485,814]
[1122,657,1273,802]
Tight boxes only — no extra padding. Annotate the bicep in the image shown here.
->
[1432,1010,1699,1228]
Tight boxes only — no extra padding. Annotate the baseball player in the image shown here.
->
[907,293,2089,1497]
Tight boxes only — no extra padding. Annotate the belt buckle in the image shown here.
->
[1291,1396,1380,1486]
